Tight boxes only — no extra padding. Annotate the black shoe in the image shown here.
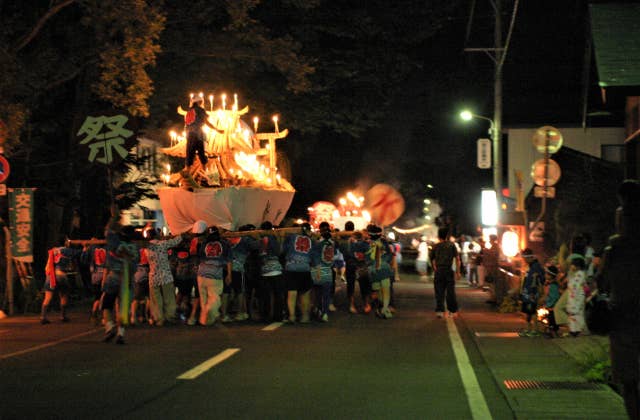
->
[40,318,51,325]
[115,335,125,345]
[61,317,70,323]
[103,328,117,342]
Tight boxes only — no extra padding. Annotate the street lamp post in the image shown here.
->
[460,110,500,194]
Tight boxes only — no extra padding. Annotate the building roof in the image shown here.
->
[590,3,640,87]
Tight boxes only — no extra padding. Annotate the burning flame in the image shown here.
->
[537,308,549,324]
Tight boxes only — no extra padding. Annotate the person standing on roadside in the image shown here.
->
[518,248,545,337]
[413,235,430,280]
[596,179,640,420]
[430,227,461,318]
[481,234,501,303]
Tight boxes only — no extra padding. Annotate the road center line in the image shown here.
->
[177,348,240,380]
[0,329,100,361]
[262,322,283,331]
[446,317,492,420]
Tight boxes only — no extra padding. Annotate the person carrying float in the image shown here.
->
[41,239,84,324]
[365,224,394,319]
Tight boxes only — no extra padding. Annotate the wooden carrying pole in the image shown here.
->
[65,227,369,246]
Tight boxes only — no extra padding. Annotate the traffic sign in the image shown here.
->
[534,186,556,198]
[477,138,491,169]
[531,158,561,187]
[0,155,10,183]
[532,126,563,154]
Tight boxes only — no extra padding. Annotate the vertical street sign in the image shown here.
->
[477,138,491,169]
[8,188,35,262]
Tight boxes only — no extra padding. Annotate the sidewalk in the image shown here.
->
[458,284,627,419]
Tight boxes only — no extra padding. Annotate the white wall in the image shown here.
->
[506,126,625,196]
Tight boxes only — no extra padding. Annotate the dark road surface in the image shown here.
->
[1,275,514,420]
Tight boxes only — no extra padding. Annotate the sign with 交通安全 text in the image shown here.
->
[9,188,35,262]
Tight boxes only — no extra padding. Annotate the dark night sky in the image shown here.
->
[285,0,606,234]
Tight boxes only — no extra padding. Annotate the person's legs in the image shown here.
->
[149,285,164,325]
[320,282,331,321]
[40,290,54,323]
[445,273,458,314]
[357,271,371,313]
[160,282,176,323]
[101,292,117,341]
[328,274,336,312]
[380,278,392,318]
[234,271,248,320]
[59,291,69,321]
[272,275,286,322]
[286,290,298,322]
[299,290,311,323]
[433,271,446,315]
[197,276,210,325]
[186,135,196,168]
[209,278,223,321]
[285,271,297,322]
[346,267,357,312]
[195,137,208,166]
[130,299,138,325]
[221,280,232,322]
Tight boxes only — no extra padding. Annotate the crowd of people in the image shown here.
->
[35,180,640,417]
[39,215,403,344]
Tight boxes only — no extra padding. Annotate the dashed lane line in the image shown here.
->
[177,348,241,380]
[0,329,100,361]
[447,317,493,420]
[261,322,283,331]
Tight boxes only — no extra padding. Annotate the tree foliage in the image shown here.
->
[0,0,462,244]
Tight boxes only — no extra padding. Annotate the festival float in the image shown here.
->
[308,185,405,230]
[157,92,295,232]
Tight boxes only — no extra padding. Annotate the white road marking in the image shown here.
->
[0,329,100,361]
[447,317,493,420]
[177,348,240,380]
[262,322,283,331]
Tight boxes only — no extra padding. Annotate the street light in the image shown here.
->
[460,109,500,195]
[460,110,495,138]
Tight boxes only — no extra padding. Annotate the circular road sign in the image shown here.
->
[532,126,563,154]
[531,158,561,187]
[0,155,10,183]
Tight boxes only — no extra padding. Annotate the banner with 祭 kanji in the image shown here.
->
[9,187,36,262]
[77,114,134,165]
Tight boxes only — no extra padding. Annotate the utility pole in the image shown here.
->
[464,0,504,196]
[493,0,503,197]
